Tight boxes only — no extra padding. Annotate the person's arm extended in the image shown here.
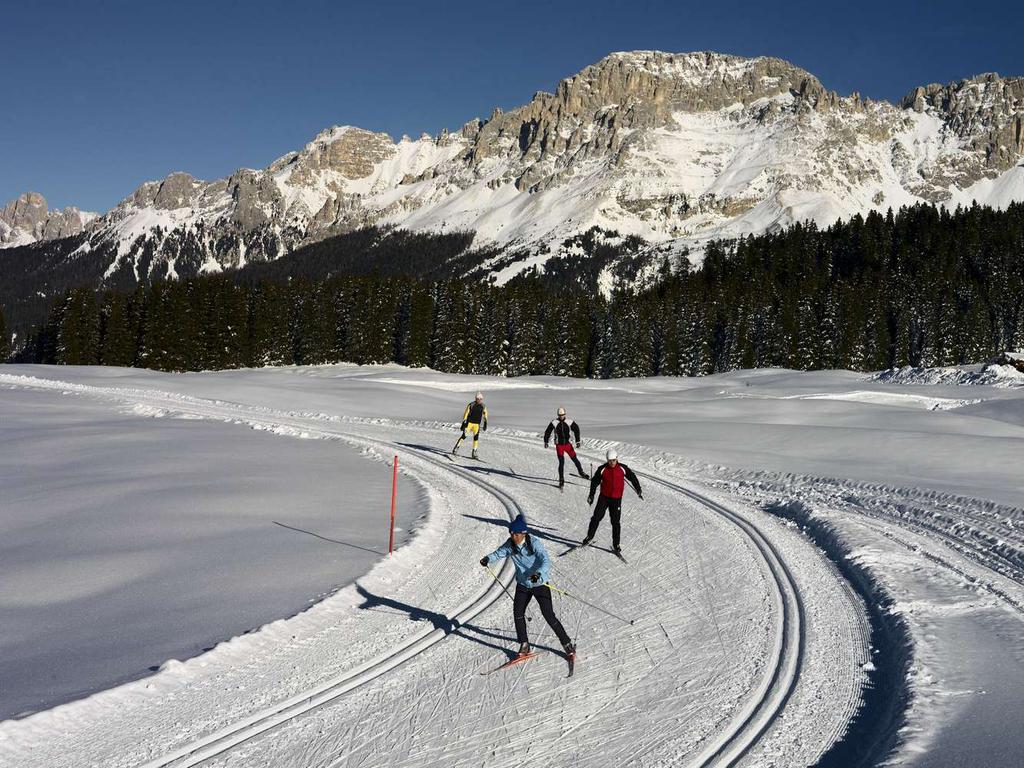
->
[482,406,489,430]
[481,540,512,566]
[588,464,604,499]
[624,465,643,498]
[570,421,581,444]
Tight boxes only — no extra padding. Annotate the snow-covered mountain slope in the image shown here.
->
[0,192,95,248]
[12,51,1024,283]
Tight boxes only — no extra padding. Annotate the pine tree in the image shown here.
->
[505,285,542,377]
[403,282,434,368]
[248,282,294,367]
[0,306,10,361]
[99,291,138,367]
[430,281,473,373]
[56,288,101,366]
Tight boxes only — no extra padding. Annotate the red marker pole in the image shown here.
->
[389,455,398,555]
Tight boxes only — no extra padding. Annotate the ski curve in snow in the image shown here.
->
[136,447,529,768]
[647,476,804,767]
[0,373,861,767]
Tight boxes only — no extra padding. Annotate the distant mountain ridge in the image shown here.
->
[0,192,95,248]
[3,51,1024,288]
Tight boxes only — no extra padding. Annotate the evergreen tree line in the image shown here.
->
[15,202,1024,376]
[0,306,9,361]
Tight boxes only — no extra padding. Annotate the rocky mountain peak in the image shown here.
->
[10,50,1024,289]
[464,50,840,193]
[0,191,94,247]
[901,72,1024,173]
[569,50,828,113]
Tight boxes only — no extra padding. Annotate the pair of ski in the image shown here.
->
[449,449,484,462]
[481,650,576,678]
[559,542,627,563]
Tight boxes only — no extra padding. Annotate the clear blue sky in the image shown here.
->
[3,0,1021,213]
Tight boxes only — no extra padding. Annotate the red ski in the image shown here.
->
[480,651,542,675]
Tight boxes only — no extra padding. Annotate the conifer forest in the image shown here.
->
[14,202,1024,376]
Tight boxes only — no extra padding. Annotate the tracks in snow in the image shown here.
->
[647,476,804,767]
[2,374,808,767]
[497,429,807,768]
[138,446,523,768]
[1,374,526,767]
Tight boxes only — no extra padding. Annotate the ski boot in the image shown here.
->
[516,642,532,658]
[471,448,479,460]
[563,641,577,677]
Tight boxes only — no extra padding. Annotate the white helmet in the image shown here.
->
[606,449,618,461]
[475,392,484,401]
[557,407,566,417]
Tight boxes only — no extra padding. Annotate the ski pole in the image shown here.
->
[545,582,635,625]
[486,565,530,620]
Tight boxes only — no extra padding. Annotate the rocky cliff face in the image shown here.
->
[8,51,1024,285]
[0,192,95,247]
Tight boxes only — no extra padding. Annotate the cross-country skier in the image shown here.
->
[453,392,488,459]
[544,407,589,489]
[480,514,576,661]
[582,449,643,556]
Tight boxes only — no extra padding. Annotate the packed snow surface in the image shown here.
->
[1,363,1023,767]
[0,385,422,720]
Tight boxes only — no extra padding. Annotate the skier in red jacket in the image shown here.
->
[582,449,642,556]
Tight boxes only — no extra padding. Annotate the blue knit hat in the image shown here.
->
[509,514,528,534]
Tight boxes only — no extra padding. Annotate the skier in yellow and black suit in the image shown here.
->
[453,392,488,459]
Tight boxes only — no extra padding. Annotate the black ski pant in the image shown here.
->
[513,583,571,647]
[556,446,585,483]
[585,495,623,549]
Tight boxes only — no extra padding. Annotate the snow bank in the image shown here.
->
[872,364,1024,388]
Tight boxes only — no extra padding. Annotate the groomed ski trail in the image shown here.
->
[0,373,867,768]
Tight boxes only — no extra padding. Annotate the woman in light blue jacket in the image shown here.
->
[481,514,575,660]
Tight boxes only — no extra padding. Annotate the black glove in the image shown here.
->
[544,442,549,449]
[575,441,581,448]
[461,421,468,431]
[587,494,594,505]
[483,422,487,431]
[480,556,489,567]
[528,572,541,584]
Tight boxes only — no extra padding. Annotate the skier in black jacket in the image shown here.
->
[543,407,589,488]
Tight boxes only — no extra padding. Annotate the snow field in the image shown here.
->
[0,385,429,722]
[0,389,511,767]
[203,439,781,768]
[713,471,1024,767]
[0,371,870,767]
[7,361,1023,765]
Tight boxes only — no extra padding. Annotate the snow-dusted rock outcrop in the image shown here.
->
[0,192,95,248]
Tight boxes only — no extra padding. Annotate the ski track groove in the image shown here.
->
[458,432,809,768]
[657,476,806,768]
